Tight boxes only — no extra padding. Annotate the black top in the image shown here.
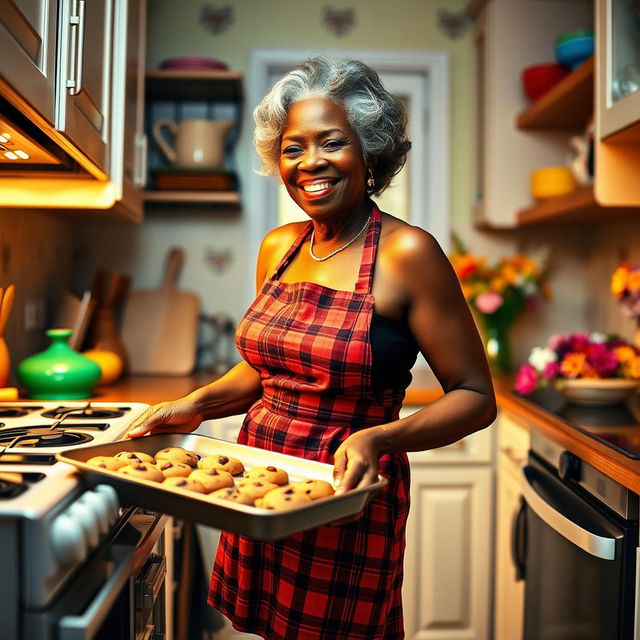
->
[370,312,419,393]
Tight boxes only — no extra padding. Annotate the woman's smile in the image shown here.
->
[279,97,367,222]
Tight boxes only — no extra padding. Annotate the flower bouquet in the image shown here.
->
[611,262,640,349]
[450,236,550,373]
[514,332,640,406]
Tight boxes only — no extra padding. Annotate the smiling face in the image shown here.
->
[279,97,368,223]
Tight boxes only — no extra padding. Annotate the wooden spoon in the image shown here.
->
[0,285,15,336]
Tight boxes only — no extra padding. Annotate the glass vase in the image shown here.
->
[482,318,514,374]
[17,328,102,399]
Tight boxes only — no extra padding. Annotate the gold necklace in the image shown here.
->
[309,215,371,262]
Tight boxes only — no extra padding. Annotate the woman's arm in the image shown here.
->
[333,227,497,492]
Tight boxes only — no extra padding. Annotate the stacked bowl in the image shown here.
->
[530,166,577,200]
[555,29,594,70]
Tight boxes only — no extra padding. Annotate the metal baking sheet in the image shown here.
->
[56,433,387,540]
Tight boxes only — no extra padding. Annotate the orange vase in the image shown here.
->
[0,337,9,388]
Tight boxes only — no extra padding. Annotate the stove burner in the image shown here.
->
[0,406,42,419]
[0,428,93,448]
[0,479,27,499]
[40,405,128,420]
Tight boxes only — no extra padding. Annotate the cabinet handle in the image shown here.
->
[500,445,525,465]
[67,0,86,96]
[134,134,148,187]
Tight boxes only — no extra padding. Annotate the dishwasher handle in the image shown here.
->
[521,465,617,561]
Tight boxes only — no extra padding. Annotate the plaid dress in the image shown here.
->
[209,204,411,640]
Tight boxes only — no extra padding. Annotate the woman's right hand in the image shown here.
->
[126,398,204,438]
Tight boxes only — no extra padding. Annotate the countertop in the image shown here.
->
[89,367,640,493]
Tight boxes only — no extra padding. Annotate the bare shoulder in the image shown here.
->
[256,221,308,287]
[379,213,447,272]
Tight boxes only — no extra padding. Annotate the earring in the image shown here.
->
[366,169,375,192]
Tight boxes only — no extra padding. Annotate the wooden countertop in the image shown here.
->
[89,368,640,493]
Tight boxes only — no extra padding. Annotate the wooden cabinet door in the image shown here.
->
[402,465,493,640]
[0,0,57,122]
[57,0,112,173]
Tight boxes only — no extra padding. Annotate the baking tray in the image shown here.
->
[56,434,387,540]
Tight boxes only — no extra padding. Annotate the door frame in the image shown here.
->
[245,48,450,299]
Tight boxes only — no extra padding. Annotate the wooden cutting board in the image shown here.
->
[121,247,201,375]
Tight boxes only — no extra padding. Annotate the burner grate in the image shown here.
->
[40,405,129,420]
[0,406,43,419]
[0,428,93,448]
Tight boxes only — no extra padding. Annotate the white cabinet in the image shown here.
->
[493,411,529,640]
[401,406,494,640]
[0,0,57,123]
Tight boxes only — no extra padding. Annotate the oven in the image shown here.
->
[24,508,169,640]
[514,429,639,639]
[0,401,173,640]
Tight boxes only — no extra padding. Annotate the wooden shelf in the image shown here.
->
[516,184,638,226]
[143,190,241,206]
[516,57,594,131]
[145,70,243,101]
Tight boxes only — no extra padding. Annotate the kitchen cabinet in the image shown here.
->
[493,410,529,640]
[0,0,57,123]
[594,0,640,206]
[401,406,494,640]
[0,0,147,221]
[143,70,243,209]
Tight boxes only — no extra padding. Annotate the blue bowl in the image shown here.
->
[555,36,595,70]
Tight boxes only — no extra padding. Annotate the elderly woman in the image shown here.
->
[128,57,496,640]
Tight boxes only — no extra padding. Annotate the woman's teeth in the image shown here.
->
[302,182,332,192]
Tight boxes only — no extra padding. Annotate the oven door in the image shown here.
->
[23,510,168,640]
[518,456,638,640]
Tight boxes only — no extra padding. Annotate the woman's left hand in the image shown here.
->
[332,428,381,495]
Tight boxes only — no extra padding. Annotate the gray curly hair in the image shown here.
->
[253,57,411,196]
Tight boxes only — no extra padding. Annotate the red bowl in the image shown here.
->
[521,63,569,101]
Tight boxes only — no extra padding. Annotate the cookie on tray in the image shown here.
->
[198,454,245,475]
[114,451,156,465]
[86,456,126,471]
[243,465,289,486]
[189,468,234,493]
[157,461,193,478]
[117,462,164,482]
[155,447,199,467]
[209,487,254,506]
[162,476,207,493]
[255,486,312,510]
[290,479,335,500]
[235,479,279,500]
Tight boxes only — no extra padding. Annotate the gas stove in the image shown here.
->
[0,401,159,639]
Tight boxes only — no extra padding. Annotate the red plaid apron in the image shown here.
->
[209,204,411,640]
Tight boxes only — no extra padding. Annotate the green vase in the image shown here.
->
[482,319,514,374]
[18,329,102,400]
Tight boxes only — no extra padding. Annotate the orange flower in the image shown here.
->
[623,356,640,379]
[611,264,630,298]
[628,270,640,293]
[614,345,636,364]
[579,364,600,379]
[453,255,483,280]
[460,283,475,300]
[489,277,507,293]
[560,352,587,378]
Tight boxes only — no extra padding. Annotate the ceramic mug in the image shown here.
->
[152,118,234,168]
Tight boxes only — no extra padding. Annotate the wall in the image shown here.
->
[0,211,74,383]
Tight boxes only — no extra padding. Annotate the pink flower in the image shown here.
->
[475,291,504,314]
[586,343,619,377]
[514,364,539,395]
[547,333,565,352]
[542,361,560,380]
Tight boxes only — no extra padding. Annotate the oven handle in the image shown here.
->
[521,466,617,561]
[58,545,135,640]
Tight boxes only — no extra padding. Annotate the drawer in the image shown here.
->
[497,411,530,469]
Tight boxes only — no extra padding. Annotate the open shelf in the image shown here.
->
[143,191,241,206]
[145,70,243,101]
[516,57,594,131]
[516,184,638,226]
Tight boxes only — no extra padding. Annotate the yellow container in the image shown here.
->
[530,166,577,200]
